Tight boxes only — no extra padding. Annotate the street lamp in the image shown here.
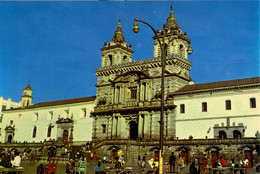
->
[133,18,192,174]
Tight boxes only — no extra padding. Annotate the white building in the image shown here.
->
[1,84,95,146]
[173,77,260,139]
[0,97,20,112]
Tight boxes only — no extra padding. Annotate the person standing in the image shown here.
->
[189,162,198,174]
[244,157,249,174]
[203,154,208,174]
[137,155,141,166]
[141,154,146,168]
[169,152,176,173]
[0,152,12,168]
[66,159,74,174]
[220,157,226,167]
[177,155,184,174]
[198,153,204,174]
[95,162,102,174]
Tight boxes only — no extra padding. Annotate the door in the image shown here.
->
[129,121,138,139]
[181,151,188,166]
[211,152,218,166]
[63,130,68,143]
[154,151,159,161]
[7,135,12,143]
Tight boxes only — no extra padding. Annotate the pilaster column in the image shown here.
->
[138,115,143,139]
[69,126,74,143]
[117,116,124,139]
[112,116,116,139]
[167,109,176,139]
[93,118,97,139]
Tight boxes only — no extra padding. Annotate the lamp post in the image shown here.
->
[133,18,193,174]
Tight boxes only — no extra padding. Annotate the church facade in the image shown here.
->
[92,6,260,165]
[0,5,259,167]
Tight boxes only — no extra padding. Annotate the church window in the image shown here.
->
[164,43,168,56]
[32,126,37,138]
[179,44,184,58]
[108,55,113,66]
[33,113,39,122]
[47,111,53,120]
[123,56,127,62]
[47,125,52,137]
[180,104,185,113]
[116,86,120,103]
[143,83,146,101]
[2,105,6,111]
[202,102,207,112]
[130,88,137,99]
[64,110,69,118]
[102,124,106,134]
[225,100,231,110]
[81,108,87,118]
[250,98,256,108]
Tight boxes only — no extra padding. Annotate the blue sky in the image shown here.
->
[0,1,259,104]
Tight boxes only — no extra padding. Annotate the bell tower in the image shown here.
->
[21,83,33,107]
[100,20,134,67]
[153,5,193,60]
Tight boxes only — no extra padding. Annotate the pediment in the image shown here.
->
[152,69,171,76]
[5,125,15,131]
[98,80,106,85]
[113,71,150,83]
[56,117,73,124]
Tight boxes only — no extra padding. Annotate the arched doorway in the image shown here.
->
[205,146,222,166]
[219,131,227,139]
[108,146,120,163]
[129,121,138,139]
[176,147,190,166]
[238,146,254,167]
[7,135,12,143]
[149,147,160,161]
[63,130,68,143]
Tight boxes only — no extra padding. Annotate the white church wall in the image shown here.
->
[1,100,95,143]
[174,88,260,139]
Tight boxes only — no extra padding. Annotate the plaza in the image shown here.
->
[20,158,260,174]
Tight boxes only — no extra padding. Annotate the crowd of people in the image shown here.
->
[0,147,253,174]
[0,151,21,168]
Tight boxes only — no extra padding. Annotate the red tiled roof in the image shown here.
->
[6,96,96,111]
[173,77,260,95]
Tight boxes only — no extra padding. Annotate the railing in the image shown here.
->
[93,137,260,150]
[96,55,191,72]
